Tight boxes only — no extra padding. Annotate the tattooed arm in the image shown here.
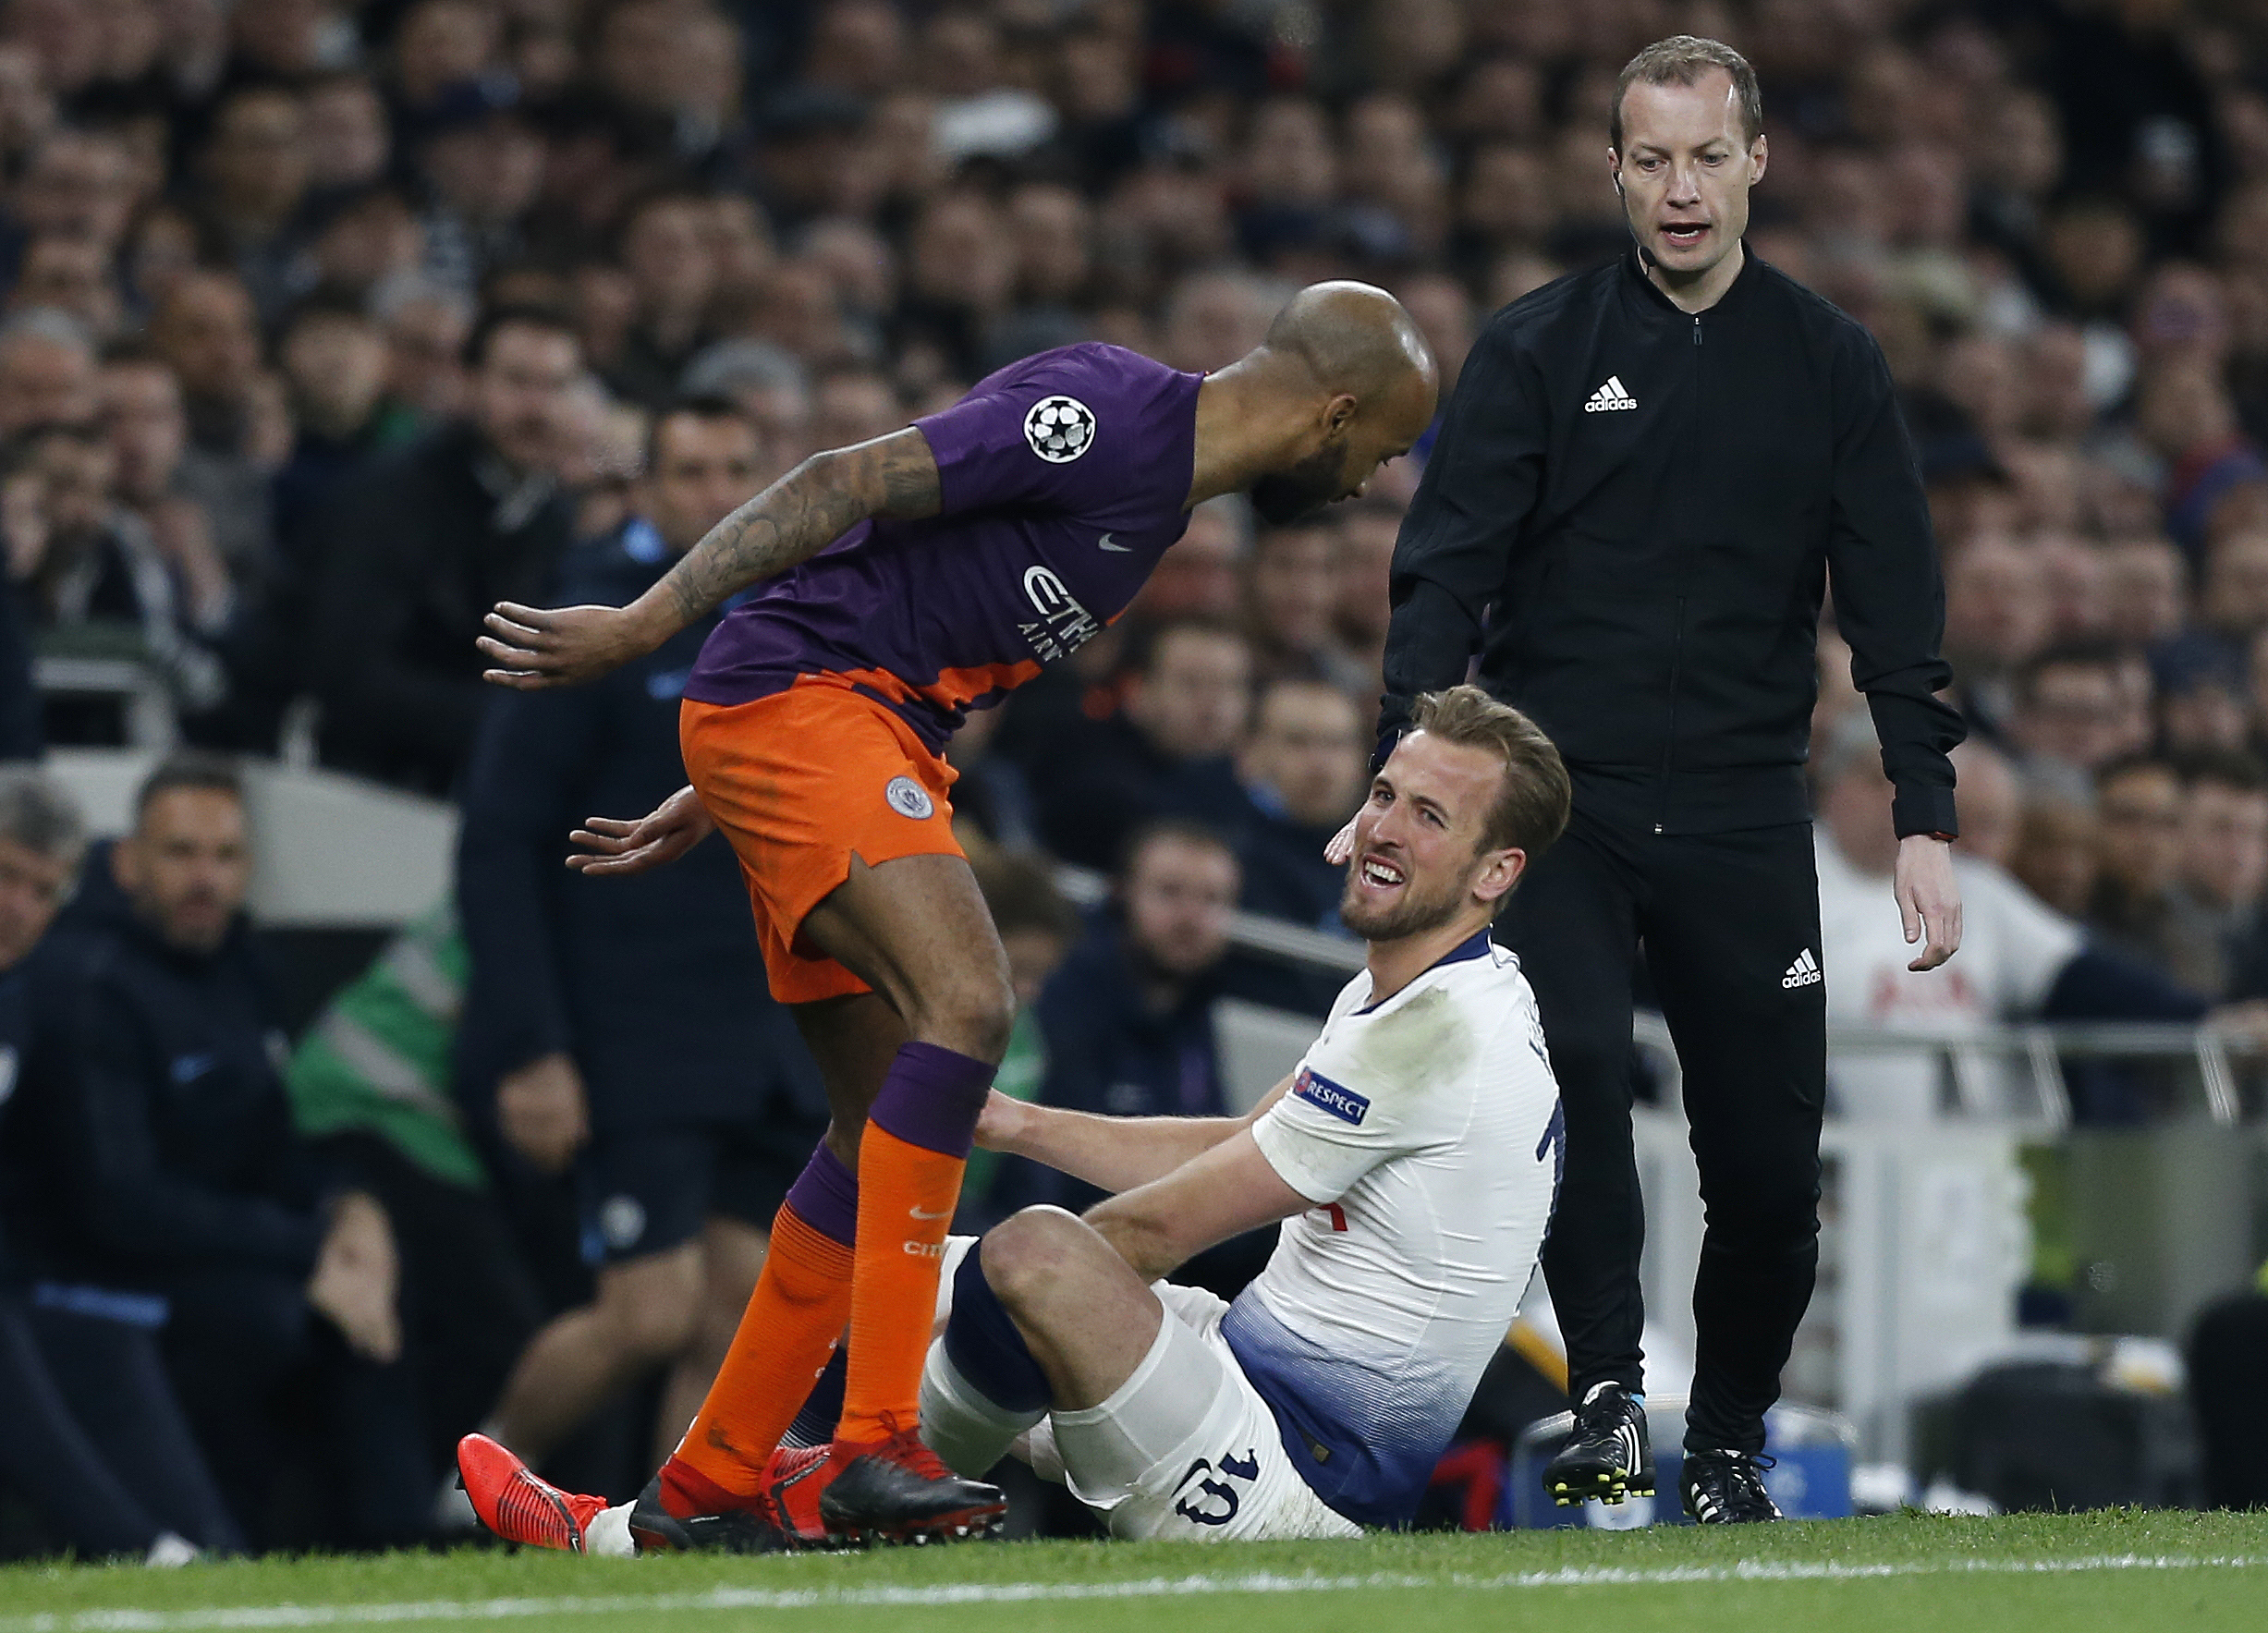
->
[477,428,943,690]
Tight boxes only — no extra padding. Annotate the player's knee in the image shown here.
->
[914,968,1016,1064]
[596,1251,702,1362]
[976,1207,1088,1314]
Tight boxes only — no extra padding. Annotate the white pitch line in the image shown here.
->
[5,1552,2263,1632]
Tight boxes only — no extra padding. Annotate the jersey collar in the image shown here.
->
[1356,929,1496,1013]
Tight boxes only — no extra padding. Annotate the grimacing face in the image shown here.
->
[1613,68,1765,284]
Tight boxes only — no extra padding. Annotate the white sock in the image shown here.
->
[583,1502,638,1559]
[920,1338,1044,1478]
[143,1532,199,1568]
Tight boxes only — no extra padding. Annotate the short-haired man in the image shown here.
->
[1035,618,1258,871]
[909,685,1570,1542]
[0,770,239,1560]
[1235,676,1370,929]
[308,305,582,794]
[1368,37,1964,1521]
[10,755,424,1545]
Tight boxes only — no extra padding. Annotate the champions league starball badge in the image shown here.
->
[1023,395,1096,463]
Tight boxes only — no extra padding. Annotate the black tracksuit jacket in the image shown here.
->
[1382,249,1963,839]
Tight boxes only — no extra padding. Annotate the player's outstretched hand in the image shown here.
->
[479,601,666,689]
[1323,816,1357,867]
[1895,833,1963,971]
[567,785,715,875]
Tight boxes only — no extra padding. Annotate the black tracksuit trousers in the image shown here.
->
[1499,808,1827,1456]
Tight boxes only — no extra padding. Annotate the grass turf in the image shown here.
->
[1,1510,2263,1633]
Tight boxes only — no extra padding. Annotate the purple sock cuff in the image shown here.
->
[868,1042,994,1159]
[784,1143,859,1247]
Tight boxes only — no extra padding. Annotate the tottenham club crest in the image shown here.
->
[885,775,935,820]
[1023,395,1096,463]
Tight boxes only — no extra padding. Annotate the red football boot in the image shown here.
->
[457,1434,608,1553]
[817,1416,1007,1545]
[759,1444,839,1548]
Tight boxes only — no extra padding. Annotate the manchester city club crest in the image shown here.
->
[1023,395,1096,462]
[885,774,935,819]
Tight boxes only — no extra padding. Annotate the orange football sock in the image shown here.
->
[835,1123,969,1445]
[663,1201,852,1508]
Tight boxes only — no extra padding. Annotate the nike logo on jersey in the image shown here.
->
[1782,948,1823,989]
[1098,531,1130,552]
[1582,375,1639,412]
[908,1203,955,1221]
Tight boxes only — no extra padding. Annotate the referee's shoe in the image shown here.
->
[1543,1383,1654,1505]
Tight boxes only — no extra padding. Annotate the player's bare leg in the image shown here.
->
[483,1242,703,1461]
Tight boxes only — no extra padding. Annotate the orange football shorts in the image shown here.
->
[679,678,965,1005]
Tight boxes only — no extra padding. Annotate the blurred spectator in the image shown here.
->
[2164,749,2268,999]
[10,756,427,1545]
[1941,533,2050,737]
[604,185,720,409]
[271,300,392,556]
[0,305,93,434]
[306,305,580,795]
[1232,675,1366,931]
[1022,820,1235,1162]
[282,903,542,1523]
[13,420,228,736]
[1813,725,2210,1123]
[1333,501,1398,689]
[1033,618,1253,871]
[456,398,827,1472]
[2005,642,2133,796]
[194,83,312,323]
[0,768,236,1561]
[146,272,277,588]
[1242,520,1364,690]
[2009,792,2100,921]
[2090,754,2189,975]
[1129,495,1243,625]
[372,275,472,433]
[414,85,543,299]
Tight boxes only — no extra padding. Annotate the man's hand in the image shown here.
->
[1895,833,1963,971]
[496,1051,589,1173]
[1323,816,1357,867]
[566,785,715,876]
[974,1089,1034,1154]
[478,601,676,689]
[306,1190,400,1363]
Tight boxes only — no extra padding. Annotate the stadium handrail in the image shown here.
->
[1053,862,2252,1132]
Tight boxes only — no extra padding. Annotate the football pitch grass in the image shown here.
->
[4,1511,2267,1633]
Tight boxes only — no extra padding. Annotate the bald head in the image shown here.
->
[1263,280,1435,405]
[1233,280,1438,525]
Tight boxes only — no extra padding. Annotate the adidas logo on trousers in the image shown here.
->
[1782,949,1823,989]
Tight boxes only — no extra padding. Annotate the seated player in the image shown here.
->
[459,283,1440,1550]
[469,684,1570,1550]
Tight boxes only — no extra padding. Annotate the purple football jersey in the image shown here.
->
[683,344,1204,751]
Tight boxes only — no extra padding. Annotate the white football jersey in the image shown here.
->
[1221,931,1562,1527]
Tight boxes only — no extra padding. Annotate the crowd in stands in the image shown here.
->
[0,0,2263,1563]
